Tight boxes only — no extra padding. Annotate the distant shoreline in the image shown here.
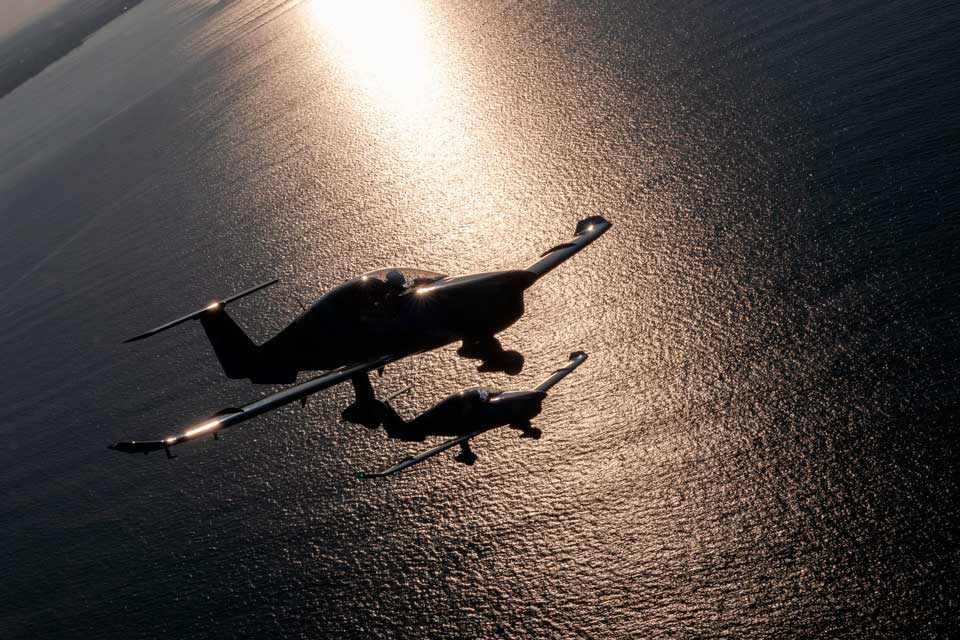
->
[0,0,144,101]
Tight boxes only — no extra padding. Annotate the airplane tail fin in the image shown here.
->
[198,308,261,380]
[123,279,295,383]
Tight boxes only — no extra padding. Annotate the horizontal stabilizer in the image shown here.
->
[123,279,278,343]
[525,215,611,279]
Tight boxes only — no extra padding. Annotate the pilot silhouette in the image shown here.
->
[384,269,405,291]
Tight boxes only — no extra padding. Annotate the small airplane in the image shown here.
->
[108,216,610,457]
[358,351,587,478]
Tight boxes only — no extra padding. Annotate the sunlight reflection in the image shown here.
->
[305,0,531,269]
[183,420,222,439]
[309,0,469,154]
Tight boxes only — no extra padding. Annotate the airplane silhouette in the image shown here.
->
[359,351,588,477]
[109,216,610,457]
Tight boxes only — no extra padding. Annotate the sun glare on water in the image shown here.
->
[306,0,530,257]
[308,0,467,151]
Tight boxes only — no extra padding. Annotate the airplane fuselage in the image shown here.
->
[386,387,546,441]
[123,215,610,386]
[261,269,537,373]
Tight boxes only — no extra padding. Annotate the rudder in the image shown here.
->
[199,308,260,380]
[123,279,295,383]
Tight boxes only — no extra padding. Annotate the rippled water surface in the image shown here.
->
[1,1,958,637]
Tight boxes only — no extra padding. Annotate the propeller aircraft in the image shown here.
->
[359,351,587,478]
[108,216,610,460]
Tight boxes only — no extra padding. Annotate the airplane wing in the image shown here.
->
[357,428,491,479]
[536,351,588,393]
[107,354,398,457]
[525,215,612,280]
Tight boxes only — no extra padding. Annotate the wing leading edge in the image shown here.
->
[357,429,488,479]
[525,216,611,280]
[107,354,399,456]
[535,351,587,393]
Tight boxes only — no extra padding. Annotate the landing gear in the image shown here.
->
[510,420,542,439]
[454,440,478,465]
[342,373,385,429]
[478,351,524,375]
[457,336,524,375]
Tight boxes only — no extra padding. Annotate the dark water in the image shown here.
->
[1,0,958,637]
[0,0,144,100]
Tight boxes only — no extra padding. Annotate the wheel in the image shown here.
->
[457,336,502,359]
[500,350,524,375]
[476,350,525,375]
[455,450,478,466]
[520,427,542,440]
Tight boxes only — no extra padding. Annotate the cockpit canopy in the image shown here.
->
[458,387,502,403]
[295,268,447,322]
[359,268,446,289]
[420,387,503,422]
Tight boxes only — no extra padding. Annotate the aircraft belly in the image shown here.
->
[270,293,513,372]
[407,417,485,439]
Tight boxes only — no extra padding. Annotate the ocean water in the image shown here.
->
[1,0,957,637]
